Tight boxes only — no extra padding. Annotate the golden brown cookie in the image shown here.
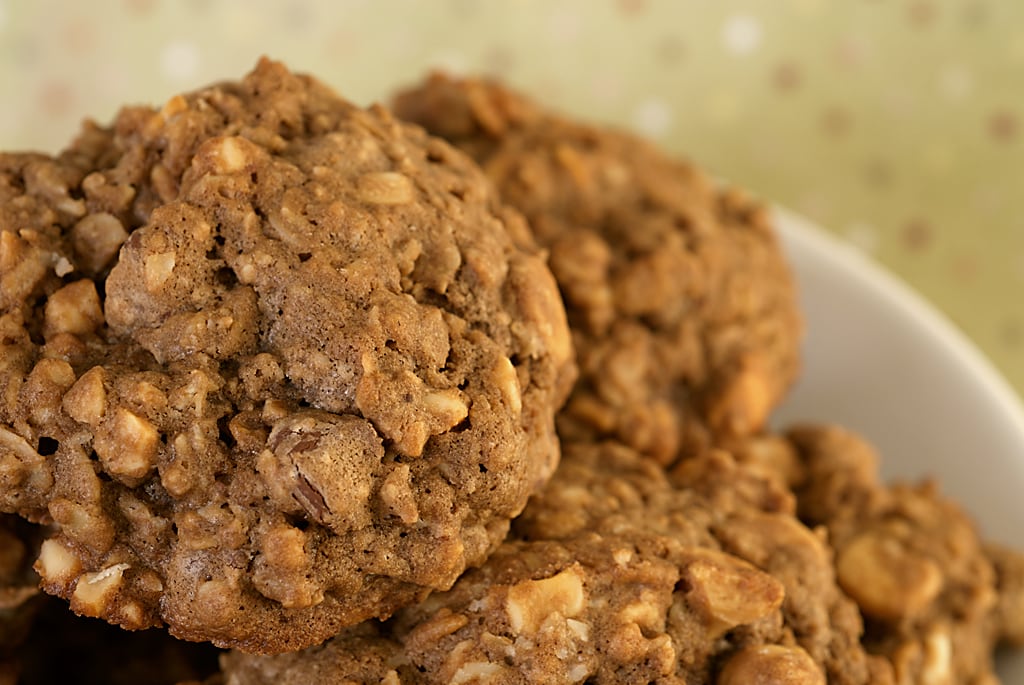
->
[393,74,802,465]
[220,441,886,684]
[0,59,573,654]
[985,542,1024,649]
[782,424,1022,684]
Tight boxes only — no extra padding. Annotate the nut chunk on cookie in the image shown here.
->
[0,59,573,654]
[787,424,1020,684]
[394,74,801,465]
[221,442,887,684]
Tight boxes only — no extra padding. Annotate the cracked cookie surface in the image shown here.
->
[0,59,573,654]
[220,441,887,685]
[393,74,801,465]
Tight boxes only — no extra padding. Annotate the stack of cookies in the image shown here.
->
[0,59,1021,684]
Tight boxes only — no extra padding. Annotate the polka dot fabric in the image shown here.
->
[1,0,1022,398]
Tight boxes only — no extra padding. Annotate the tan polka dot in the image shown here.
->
[124,0,157,14]
[950,254,979,283]
[908,1,937,27]
[901,218,933,252]
[37,81,75,117]
[61,17,96,54]
[834,36,868,69]
[656,35,685,65]
[325,29,357,58]
[618,0,647,15]
[822,106,852,137]
[772,62,801,92]
[989,111,1018,141]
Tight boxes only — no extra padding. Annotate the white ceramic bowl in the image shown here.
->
[771,209,1024,679]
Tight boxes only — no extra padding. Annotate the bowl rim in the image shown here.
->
[772,206,1024,442]
[772,206,1024,679]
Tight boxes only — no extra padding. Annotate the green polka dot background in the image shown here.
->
[1,0,1022,398]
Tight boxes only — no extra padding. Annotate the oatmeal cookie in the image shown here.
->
[393,74,801,464]
[985,542,1024,649]
[0,59,573,653]
[784,424,1022,684]
[220,441,887,684]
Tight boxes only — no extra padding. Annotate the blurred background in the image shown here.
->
[1,0,1022,400]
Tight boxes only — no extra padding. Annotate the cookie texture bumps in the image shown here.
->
[0,59,573,653]
[393,74,801,465]
[780,425,1024,684]
[220,441,888,685]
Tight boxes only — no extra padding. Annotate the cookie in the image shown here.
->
[0,59,573,653]
[220,441,887,684]
[985,542,1024,649]
[782,424,1023,684]
[393,74,801,464]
